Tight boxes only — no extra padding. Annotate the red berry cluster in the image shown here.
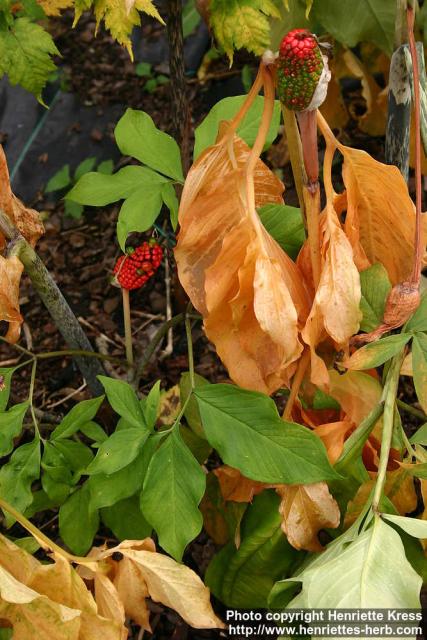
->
[113,241,163,290]
[277,28,323,111]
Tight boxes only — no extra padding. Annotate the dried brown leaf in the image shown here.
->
[214,465,268,502]
[276,482,340,552]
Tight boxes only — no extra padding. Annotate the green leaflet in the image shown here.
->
[412,333,427,413]
[344,333,411,370]
[195,384,338,484]
[0,402,28,457]
[285,517,421,608]
[0,367,15,411]
[410,423,427,446]
[86,427,149,475]
[383,514,427,540]
[59,483,99,555]
[0,17,59,102]
[66,165,168,206]
[0,438,41,524]
[141,427,205,561]
[50,395,104,440]
[98,376,146,427]
[179,371,210,438]
[101,495,151,541]
[115,108,183,182]
[194,95,281,159]
[405,291,427,333]
[359,263,392,332]
[258,203,305,260]
[117,185,163,251]
[206,491,301,608]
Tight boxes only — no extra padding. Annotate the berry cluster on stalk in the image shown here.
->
[113,240,163,290]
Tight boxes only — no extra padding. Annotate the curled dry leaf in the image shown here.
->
[276,482,340,552]
[175,111,310,393]
[0,146,44,343]
[214,465,269,502]
[0,535,123,640]
[313,420,352,464]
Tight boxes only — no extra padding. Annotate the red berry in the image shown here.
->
[113,241,164,290]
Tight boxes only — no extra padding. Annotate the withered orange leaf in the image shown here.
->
[0,255,24,344]
[317,112,424,286]
[313,420,352,464]
[276,482,340,552]
[214,465,268,502]
[175,118,310,394]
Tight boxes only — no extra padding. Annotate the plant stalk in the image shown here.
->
[372,350,406,511]
[0,210,105,396]
[281,106,307,227]
[122,288,134,367]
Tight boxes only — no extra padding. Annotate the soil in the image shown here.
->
[0,8,426,640]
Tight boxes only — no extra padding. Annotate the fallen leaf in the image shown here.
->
[175,92,310,394]
[214,465,268,502]
[276,482,340,552]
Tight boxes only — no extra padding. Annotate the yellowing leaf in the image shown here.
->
[93,0,164,56]
[37,0,73,16]
[317,113,422,286]
[328,369,382,427]
[175,111,310,394]
[0,255,24,343]
[313,420,352,464]
[214,465,268,502]
[208,0,280,62]
[276,482,340,552]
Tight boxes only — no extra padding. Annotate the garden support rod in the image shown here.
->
[0,209,105,396]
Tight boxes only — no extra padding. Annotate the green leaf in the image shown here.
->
[97,159,114,175]
[0,402,28,456]
[410,423,427,445]
[80,421,108,445]
[359,263,392,332]
[86,427,149,475]
[51,396,104,440]
[115,109,184,181]
[182,0,201,37]
[51,439,94,472]
[402,463,427,480]
[41,441,74,504]
[101,495,151,540]
[194,95,281,159]
[66,165,167,206]
[141,428,205,561]
[312,389,340,411]
[179,425,212,464]
[412,333,427,413]
[59,484,99,555]
[208,0,280,62]
[74,156,96,181]
[179,371,209,438]
[25,490,58,519]
[382,514,427,540]
[141,380,161,429]
[64,200,84,219]
[206,491,301,608]
[117,185,163,251]
[344,333,411,370]
[258,203,305,260]
[286,517,421,608]
[45,165,71,193]
[312,0,396,56]
[98,376,146,427]
[88,434,159,510]
[0,17,59,102]
[405,291,427,333]
[0,438,40,521]
[0,367,15,411]
[161,182,179,230]
[241,64,252,93]
[135,61,152,77]
[195,384,338,484]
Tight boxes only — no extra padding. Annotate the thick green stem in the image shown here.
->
[372,350,406,511]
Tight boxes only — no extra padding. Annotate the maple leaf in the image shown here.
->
[276,482,340,552]
[0,146,44,343]
[92,0,164,56]
[208,0,280,63]
[37,0,74,16]
[0,17,59,104]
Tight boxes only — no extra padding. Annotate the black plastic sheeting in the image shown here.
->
[0,16,211,203]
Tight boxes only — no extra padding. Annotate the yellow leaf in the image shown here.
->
[37,0,73,16]
[93,0,164,57]
[328,369,382,427]
[318,112,422,286]
[276,482,340,552]
[175,115,310,394]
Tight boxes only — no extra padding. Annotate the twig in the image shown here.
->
[122,288,134,367]
[46,382,88,409]
[135,313,185,380]
[160,253,173,360]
